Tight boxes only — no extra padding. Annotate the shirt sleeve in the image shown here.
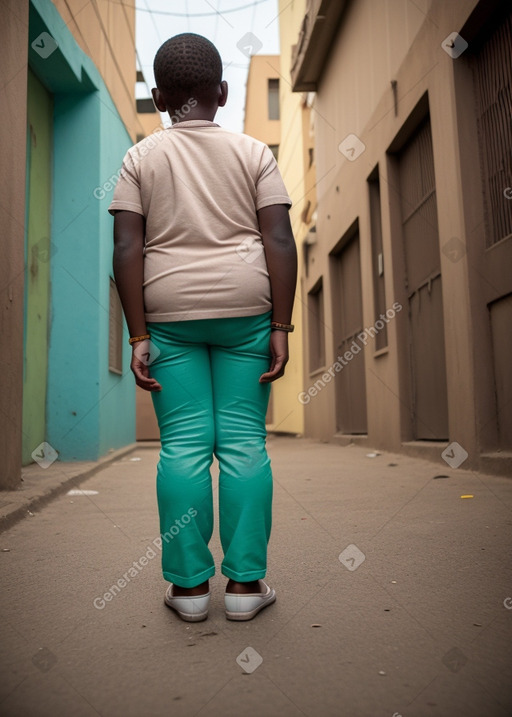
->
[255,145,292,211]
[108,150,144,216]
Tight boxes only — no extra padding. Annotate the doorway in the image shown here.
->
[331,229,368,434]
[397,118,449,440]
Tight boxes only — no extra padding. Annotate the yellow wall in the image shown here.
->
[267,0,322,436]
[137,110,162,139]
[243,47,306,435]
[51,0,142,142]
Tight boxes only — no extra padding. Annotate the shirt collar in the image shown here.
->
[168,120,220,129]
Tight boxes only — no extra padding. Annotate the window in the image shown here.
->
[136,98,157,114]
[368,168,387,350]
[268,78,280,120]
[308,146,314,168]
[109,278,123,374]
[268,144,279,161]
[307,278,325,371]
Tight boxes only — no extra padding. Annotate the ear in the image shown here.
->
[218,80,228,107]
[151,88,167,113]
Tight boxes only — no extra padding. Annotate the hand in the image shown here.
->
[260,330,289,383]
[130,340,162,392]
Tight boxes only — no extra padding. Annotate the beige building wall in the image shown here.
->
[295,0,431,448]
[243,52,305,435]
[52,0,142,142]
[290,0,512,475]
[244,55,281,149]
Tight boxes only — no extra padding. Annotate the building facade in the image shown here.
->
[286,0,511,475]
[1,0,144,487]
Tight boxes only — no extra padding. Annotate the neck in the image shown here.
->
[167,102,218,124]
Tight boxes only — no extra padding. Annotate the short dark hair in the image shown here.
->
[153,33,222,100]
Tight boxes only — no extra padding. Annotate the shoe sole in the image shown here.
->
[225,591,276,621]
[164,595,209,622]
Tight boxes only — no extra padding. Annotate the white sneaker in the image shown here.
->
[164,585,210,622]
[225,580,276,621]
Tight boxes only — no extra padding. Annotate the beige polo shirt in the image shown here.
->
[108,120,291,322]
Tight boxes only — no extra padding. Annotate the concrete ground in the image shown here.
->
[1,436,511,717]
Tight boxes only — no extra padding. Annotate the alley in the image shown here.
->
[1,437,511,717]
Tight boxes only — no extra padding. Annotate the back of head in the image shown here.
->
[153,33,223,106]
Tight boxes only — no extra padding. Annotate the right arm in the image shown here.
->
[113,210,162,392]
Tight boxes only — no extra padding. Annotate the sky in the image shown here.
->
[135,0,281,133]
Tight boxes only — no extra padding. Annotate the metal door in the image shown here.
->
[332,233,368,434]
[471,8,512,449]
[398,118,449,439]
[136,387,160,440]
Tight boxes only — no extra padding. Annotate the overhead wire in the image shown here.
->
[184,0,191,31]
[125,0,271,18]
[212,0,221,46]
[143,0,163,45]
[134,0,278,133]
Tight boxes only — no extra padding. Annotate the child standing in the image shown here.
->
[110,34,297,622]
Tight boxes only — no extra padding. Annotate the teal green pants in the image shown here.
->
[148,312,273,587]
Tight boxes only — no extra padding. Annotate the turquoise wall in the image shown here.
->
[29,0,135,461]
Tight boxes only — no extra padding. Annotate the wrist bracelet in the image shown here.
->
[128,333,150,345]
[271,322,294,333]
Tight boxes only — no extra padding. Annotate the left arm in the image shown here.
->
[257,204,298,383]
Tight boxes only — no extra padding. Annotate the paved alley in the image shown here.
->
[1,437,511,717]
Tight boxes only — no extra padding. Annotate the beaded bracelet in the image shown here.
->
[128,333,150,345]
